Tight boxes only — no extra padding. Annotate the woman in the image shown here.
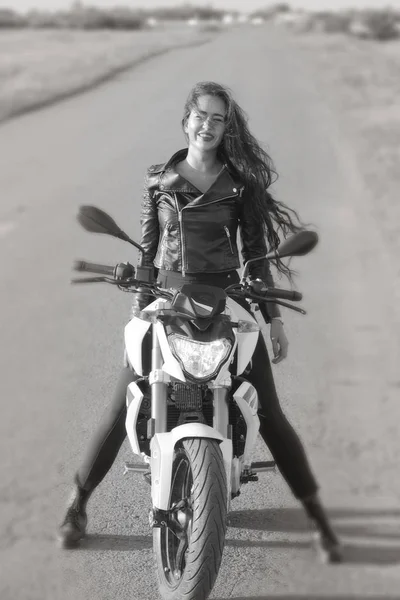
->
[59,81,342,563]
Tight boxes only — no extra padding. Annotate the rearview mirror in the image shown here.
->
[77,205,145,253]
[266,230,318,260]
[241,230,319,283]
[78,205,125,237]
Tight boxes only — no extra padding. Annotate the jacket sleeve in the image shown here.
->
[131,174,160,315]
[238,194,281,321]
[137,173,159,269]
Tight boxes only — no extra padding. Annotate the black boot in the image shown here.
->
[58,478,91,548]
[302,493,343,564]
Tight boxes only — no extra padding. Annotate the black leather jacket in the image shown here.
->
[138,149,277,282]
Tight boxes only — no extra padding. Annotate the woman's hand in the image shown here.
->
[270,318,288,364]
[249,279,289,363]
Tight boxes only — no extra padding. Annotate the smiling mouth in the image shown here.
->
[198,133,214,140]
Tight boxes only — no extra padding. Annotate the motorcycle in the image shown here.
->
[72,205,318,600]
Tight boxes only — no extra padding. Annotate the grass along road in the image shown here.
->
[0,26,216,123]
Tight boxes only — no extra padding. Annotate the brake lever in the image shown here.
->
[229,291,307,315]
[71,276,107,284]
[70,276,121,284]
[224,283,242,292]
[268,301,306,315]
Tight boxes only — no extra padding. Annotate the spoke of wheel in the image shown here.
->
[175,536,188,571]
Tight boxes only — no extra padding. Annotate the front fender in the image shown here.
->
[150,424,232,510]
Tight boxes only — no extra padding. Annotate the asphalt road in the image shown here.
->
[1,25,400,600]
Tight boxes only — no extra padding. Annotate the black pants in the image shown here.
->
[77,270,318,500]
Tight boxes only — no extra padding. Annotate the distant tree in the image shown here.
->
[251,3,292,19]
[146,5,225,21]
[274,3,291,12]
[64,6,144,30]
[0,3,227,30]
[27,10,62,28]
[70,1,83,10]
[0,8,26,27]
[313,11,351,33]
[363,9,399,41]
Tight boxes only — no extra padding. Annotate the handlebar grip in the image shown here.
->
[73,260,115,277]
[264,288,303,302]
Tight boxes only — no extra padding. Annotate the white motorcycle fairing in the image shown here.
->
[124,309,152,376]
[124,296,260,379]
[225,296,259,376]
[125,380,146,455]
[125,382,233,508]
[125,299,187,380]
[124,292,262,511]
[126,377,260,510]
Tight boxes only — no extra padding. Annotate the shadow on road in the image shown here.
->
[77,507,400,566]
[213,597,399,600]
[227,507,400,566]
[228,507,400,532]
[223,537,400,566]
[80,533,152,551]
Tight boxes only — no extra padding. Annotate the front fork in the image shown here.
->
[130,328,256,513]
[149,323,168,435]
[213,385,230,438]
[147,336,232,511]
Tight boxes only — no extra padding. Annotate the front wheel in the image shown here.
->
[154,438,227,600]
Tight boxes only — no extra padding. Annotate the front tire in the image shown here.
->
[154,438,227,600]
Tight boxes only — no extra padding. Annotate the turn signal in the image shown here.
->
[237,320,260,333]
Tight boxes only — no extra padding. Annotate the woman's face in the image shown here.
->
[184,94,227,153]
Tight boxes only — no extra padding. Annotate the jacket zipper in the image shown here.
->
[178,211,186,277]
[175,193,238,277]
[159,223,170,261]
[160,223,171,244]
[224,225,234,254]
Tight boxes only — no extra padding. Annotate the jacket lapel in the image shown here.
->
[158,148,198,193]
[159,148,243,202]
[192,169,241,205]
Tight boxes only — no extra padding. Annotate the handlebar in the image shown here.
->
[71,260,306,314]
[263,288,302,302]
[73,260,116,277]
[73,260,136,280]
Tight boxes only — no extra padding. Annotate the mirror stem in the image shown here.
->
[118,233,145,254]
[240,255,271,284]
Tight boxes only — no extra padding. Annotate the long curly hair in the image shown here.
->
[181,81,305,280]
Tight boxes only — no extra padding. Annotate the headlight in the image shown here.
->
[169,335,232,380]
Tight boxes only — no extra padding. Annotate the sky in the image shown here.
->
[9,0,400,14]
